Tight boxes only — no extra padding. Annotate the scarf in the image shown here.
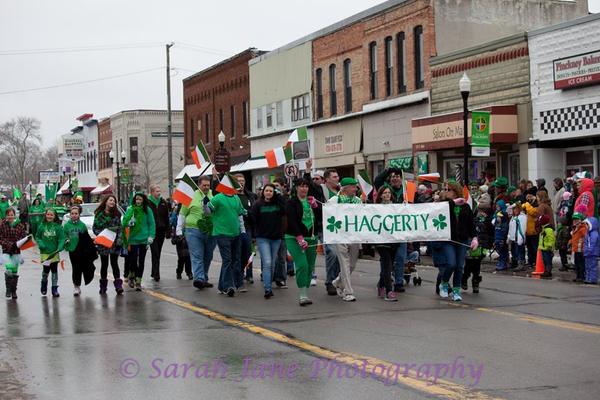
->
[124,205,145,237]
[149,195,160,207]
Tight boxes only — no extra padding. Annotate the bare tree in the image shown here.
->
[0,117,42,190]
[135,145,166,192]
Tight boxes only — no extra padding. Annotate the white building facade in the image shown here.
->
[528,14,600,182]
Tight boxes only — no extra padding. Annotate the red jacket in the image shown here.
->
[0,219,27,255]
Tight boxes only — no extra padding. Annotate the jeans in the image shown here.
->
[377,246,395,293]
[275,240,288,282]
[440,241,468,288]
[541,250,553,273]
[393,242,407,288]
[150,229,166,279]
[496,241,509,270]
[256,238,281,292]
[215,235,241,292]
[526,235,539,267]
[185,228,216,283]
[240,232,253,280]
[510,242,526,266]
[324,244,340,285]
[431,242,447,289]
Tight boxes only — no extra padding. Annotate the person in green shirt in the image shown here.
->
[34,208,65,297]
[205,188,245,297]
[177,176,216,289]
[0,195,9,219]
[63,205,91,296]
[29,197,45,236]
[122,192,155,291]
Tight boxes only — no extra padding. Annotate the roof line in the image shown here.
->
[183,48,266,82]
[528,12,600,37]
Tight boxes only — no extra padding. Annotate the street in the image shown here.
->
[1,243,600,400]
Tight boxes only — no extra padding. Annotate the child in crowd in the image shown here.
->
[583,216,599,284]
[463,203,493,292]
[556,216,572,271]
[493,200,510,271]
[507,202,527,270]
[538,214,556,279]
[171,203,192,280]
[569,210,587,283]
[0,208,27,299]
[35,208,65,297]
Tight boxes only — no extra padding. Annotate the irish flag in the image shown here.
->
[287,127,308,143]
[463,185,473,209]
[357,170,373,200]
[173,174,199,207]
[265,145,292,168]
[17,235,35,250]
[95,229,117,248]
[191,142,211,169]
[216,173,240,195]
[418,173,441,184]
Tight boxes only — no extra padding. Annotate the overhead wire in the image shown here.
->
[0,42,164,56]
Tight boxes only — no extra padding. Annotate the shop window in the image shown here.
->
[266,104,273,128]
[256,107,263,129]
[276,101,283,126]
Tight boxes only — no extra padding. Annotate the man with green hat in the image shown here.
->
[492,177,511,206]
[328,177,362,302]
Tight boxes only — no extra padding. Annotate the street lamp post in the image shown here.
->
[459,72,471,187]
[109,150,127,202]
[28,180,32,201]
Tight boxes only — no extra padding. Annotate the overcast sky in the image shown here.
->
[1,0,599,148]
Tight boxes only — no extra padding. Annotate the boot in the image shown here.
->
[11,275,18,299]
[135,277,142,291]
[472,275,481,294]
[99,279,108,294]
[461,275,469,291]
[114,279,124,295]
[41,279,48,296]
[51,286,60,298]
[5,273,11,298]
[128,272,135,288]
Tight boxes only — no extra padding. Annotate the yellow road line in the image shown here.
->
[144,288,501,400]
[447,303,600,334]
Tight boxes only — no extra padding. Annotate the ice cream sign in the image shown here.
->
[553,50,600,90]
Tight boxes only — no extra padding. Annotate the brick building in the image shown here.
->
[183,48,265,173]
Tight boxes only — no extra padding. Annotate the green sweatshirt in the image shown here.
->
[35,221,65,260]
[0,200,9,219]
[63,219,87,252]
[208,194,244,237]
[539,225,556,251]
[180,190,213,233]
[122,205,156,245]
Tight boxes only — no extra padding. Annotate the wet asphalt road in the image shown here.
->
[1,243,600,400]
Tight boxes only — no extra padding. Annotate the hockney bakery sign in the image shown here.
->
[553,50,600,90]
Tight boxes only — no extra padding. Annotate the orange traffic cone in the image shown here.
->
[532,249,544,275]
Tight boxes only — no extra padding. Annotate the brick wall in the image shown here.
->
[183,49,261,166]
[312,0,435,120]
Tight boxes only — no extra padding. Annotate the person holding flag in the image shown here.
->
[148,184,171,282]
[203,173,246,297]
[0,207,28,299]
[35,208,65,297]
[93,195,124,294]
[329,177,363,302]
[176,175,217,289]
[64,205,98,296]
[121,193,155,291]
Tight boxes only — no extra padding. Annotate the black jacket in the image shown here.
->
[304,172,325,234]
[285,196,315,238]
[149,197,171,233]
[249,197,285,240]
[73,230,97,285]
[447,200,476,242]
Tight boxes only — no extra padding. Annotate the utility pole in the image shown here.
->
[166,42,174,199]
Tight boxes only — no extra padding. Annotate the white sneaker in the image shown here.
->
[342,294,356,302]
[310,278,317,287]
[439,283,449,299]
[73,286,81,297]
[237,286,248,293]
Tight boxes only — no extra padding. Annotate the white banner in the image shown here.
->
[322,202,451,244]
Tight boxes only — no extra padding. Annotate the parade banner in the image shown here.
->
[322,202,451,244]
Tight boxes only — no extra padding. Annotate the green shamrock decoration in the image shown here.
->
[326,216,342,233]
[433,214,447,231]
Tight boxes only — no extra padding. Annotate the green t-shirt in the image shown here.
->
[63,219,87,252]
[301,198,313,231]
[209,194,244,237]
[180,190,213,233]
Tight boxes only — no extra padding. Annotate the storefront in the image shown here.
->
[528,14,600,182]
[411,105,519,184]
[312,118,364,178]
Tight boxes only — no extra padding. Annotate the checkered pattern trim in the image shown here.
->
[540,102,600,135]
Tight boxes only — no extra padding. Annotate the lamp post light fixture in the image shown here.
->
[459,72,471,186]
[28,180,33,201]
[110,148,127,202]
[218,130,226,148]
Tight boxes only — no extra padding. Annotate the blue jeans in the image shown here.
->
[393,243,407,287]
[440,241,468,288]
[274,240,287,282]
[542,250,553,274]
[510,242,525,265]
[431,241,447,288]
[240,232,253,280]
[185,228,216,282]
[215,235,241,292]
[496,241,509,270]
[325,244,340,285]
[256,238,280,292]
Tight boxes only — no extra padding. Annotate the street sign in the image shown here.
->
[120,168,130,184]
[214,148,231,173]
[471,111,490,157]
[39,171,61,184]
[284,163,299,178]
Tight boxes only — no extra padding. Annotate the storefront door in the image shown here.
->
[443,158,496,185]
[566,149,594,178]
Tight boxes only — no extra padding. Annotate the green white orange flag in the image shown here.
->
[265,145,292,168]
[16,235,34,250]
[463,185,473,209]
[287,126,308,143]
[95,229,117,248]
[173,174,199,206]
[216,173,241,195]
[357,170,373,197]
[191,142,211,169]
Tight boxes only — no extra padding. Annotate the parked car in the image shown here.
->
[62,203,125,239]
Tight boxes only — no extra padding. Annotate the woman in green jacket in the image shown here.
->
[28,197,45,236]
[34,208,65,297]
[63,205,92,296]
[122,192,155,291]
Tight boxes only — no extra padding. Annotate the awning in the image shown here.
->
[58,180,70,194]
[175,163,213,180]
[91,184,112,195]
[175,158,269,180]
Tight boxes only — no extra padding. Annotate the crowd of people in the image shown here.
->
[0,165,598,304]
